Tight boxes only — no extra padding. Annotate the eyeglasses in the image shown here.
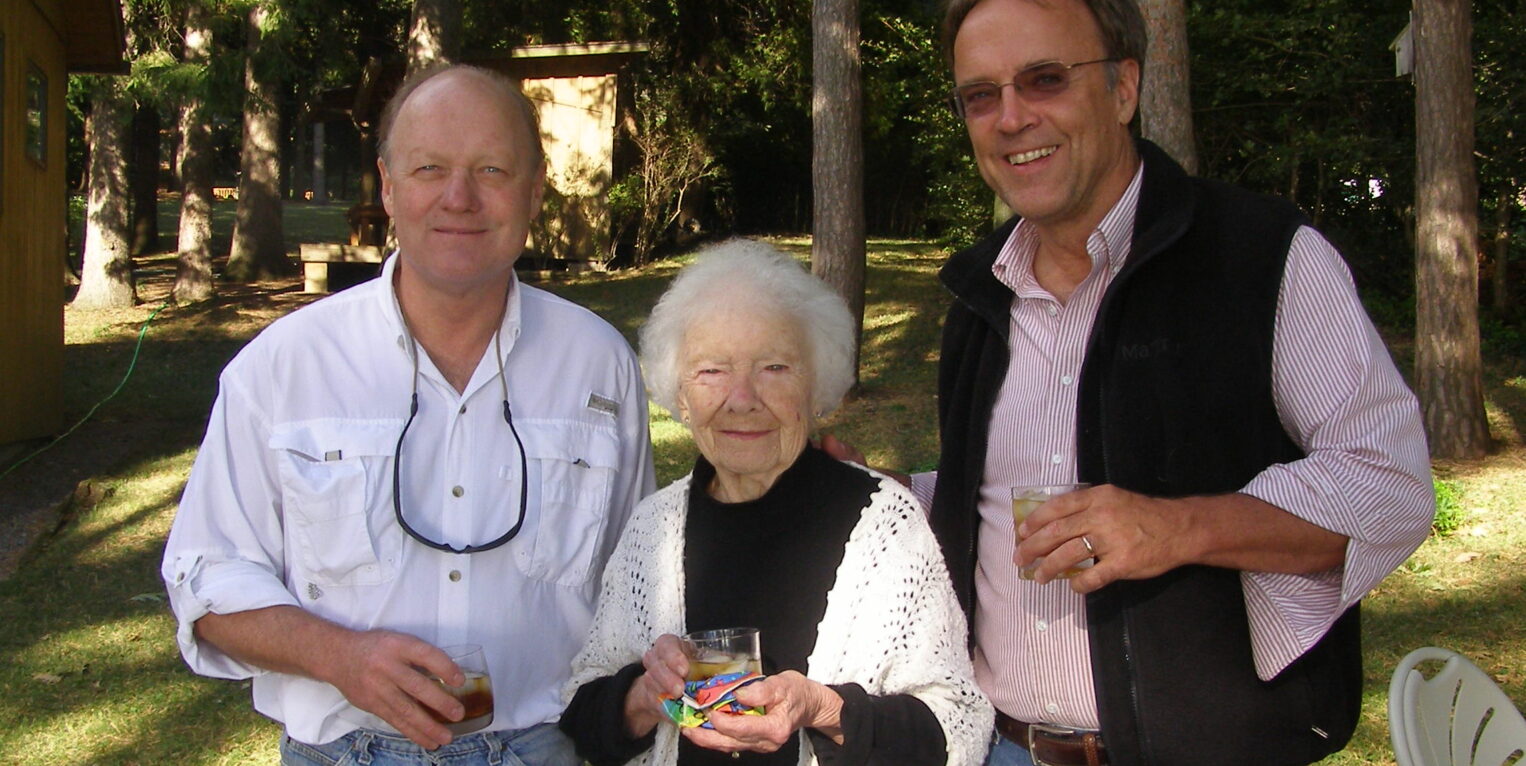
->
[946,58,1118,121]
[393,333,528,555]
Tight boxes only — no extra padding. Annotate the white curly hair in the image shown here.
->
[639,239,857,419]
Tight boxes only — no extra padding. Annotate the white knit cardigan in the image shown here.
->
[563,465,994,766]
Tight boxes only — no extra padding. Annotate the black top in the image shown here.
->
[562,446,948,766]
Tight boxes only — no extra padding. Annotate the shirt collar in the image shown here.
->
[378,252,526,374]
[991,163,1146,294]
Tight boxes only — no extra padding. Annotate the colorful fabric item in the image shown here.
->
[660,672,766,728]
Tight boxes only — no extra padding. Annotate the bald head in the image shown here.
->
[378,64,544,169]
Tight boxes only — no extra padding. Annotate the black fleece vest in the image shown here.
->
[931,141,1361,766]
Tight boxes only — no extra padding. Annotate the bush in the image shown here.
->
[1431,478,1463,537]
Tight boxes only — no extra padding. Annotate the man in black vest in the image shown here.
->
[917,1,1434,764]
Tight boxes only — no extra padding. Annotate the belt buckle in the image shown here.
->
[1027,722,1092,766]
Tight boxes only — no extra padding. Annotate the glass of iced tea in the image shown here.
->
[683,628,762,682]
[1011,484,1093,581]
[427,644,494,735]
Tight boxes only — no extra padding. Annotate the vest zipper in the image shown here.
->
[1095,332,1148,762]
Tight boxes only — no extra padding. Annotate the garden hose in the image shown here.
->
[0,299,171,483]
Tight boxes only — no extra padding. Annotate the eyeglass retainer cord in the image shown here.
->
[391,321,529,555]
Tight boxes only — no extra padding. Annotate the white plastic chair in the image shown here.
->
[1389,646,1526,766]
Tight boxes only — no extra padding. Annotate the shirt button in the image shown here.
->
[459,405,467,414]
[452,485,464,498]
[449,570,462,582]
[1060,375,1074,386]
[1051,454,1063,465]
[1036,620,1049,631]
[1045,702,1060,715]
[1045,304,1058,317]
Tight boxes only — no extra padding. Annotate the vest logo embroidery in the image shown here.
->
[1119,337,1181,361]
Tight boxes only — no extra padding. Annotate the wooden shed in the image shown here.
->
[0,0,126,446]
[496,42,648,268]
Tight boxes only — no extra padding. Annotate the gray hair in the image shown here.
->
[941,0,1148,90]
[640,239,857,419]
[377,63,544,168]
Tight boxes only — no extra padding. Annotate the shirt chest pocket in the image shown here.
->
[269,421,403,587]
[511,421,621,587]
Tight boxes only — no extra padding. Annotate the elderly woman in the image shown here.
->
[559,240,991,766]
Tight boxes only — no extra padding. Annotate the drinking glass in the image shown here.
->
[683,628,762,682]
[1011,483,1093,580]
[427,644,494,735]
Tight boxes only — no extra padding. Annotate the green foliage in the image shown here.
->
[1482,313,1526,359]
[1190,0,1416,300]
[1431,478,1463,537]
[863,12,991,247]
[1475,0,1526,212]
[472,0,985,249]
[62,0,1526,299]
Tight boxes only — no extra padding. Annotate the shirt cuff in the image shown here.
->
[811,683,947,766]
[163,552,300,679]
[560,662,655,766]
[909,471,938,516]
[1240,568,1344,680]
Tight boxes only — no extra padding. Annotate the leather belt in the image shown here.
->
[995,712,1108,766]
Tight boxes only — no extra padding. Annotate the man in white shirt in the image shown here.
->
[161,65,654,766]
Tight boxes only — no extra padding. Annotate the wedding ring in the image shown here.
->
[1081,535,1096,557]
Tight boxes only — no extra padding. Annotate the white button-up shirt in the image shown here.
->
[162,255,654,745]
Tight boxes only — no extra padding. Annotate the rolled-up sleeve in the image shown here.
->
[1240,226,1434,679]
[162,371,299,679]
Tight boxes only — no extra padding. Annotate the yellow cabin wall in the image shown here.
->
[0,2,69,444]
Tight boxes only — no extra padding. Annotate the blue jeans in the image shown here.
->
[983,731,1037,766]
[280,722,580,766]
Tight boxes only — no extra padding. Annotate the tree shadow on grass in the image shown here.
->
[0,460,283,764]
[1360,568,1526,699]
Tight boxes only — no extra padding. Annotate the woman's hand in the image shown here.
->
[622,634,691,738]
[684,671,845,753]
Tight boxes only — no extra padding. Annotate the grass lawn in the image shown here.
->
[4,201,1524,763]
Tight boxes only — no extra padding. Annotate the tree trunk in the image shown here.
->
[174,0,216,303]
[226,3,290,282]
[355,58,385,206]
[75,80,139,309]
[1492,188,1511,314]
[312,121,328,205]
[407,0,462,74]
[130,102,161,255]
[1414,0,1489,459]
[290,109,310,201]
[811,0,866,385]
[1138,0,1197,174]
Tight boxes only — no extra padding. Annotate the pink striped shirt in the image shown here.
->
[914,166,1433,728]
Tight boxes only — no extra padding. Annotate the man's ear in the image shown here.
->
[378,158,395,216]
[1113,58,1141,126]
